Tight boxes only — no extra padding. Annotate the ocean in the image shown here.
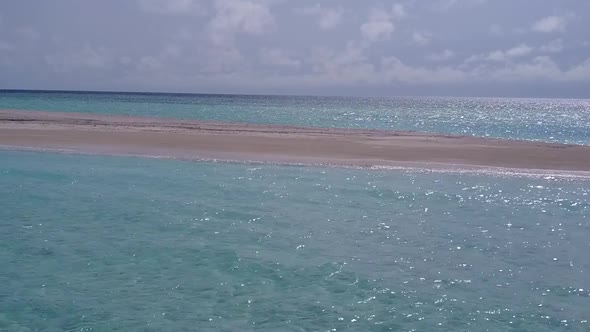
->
[1,90,589,145]
[1,91,589,331]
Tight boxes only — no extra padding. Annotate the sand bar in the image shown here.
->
[1,109,590,173]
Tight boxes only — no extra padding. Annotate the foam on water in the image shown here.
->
[1,150,589,331]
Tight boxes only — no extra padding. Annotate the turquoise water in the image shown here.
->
[1,151,589,331]
[2,91,590,330]
[1,90,590,145]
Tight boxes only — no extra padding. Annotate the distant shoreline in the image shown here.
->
[1,109,590,174]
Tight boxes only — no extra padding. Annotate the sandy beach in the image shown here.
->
[1,109,590,173]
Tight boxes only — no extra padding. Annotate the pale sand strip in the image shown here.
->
[1,109,590,173]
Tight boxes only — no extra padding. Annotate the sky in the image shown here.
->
[0,0,589,97]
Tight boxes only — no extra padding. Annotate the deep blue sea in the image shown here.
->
[1,91,589,331]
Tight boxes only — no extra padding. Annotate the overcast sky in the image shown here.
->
[0,0,589,97]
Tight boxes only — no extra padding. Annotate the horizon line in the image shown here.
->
[0,88,589,101]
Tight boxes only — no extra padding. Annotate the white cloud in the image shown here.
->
[209,0,275,45]
[468,44,533,63]
[260,49,300,68]
[310,42,368,74]
[380,56,467,84]
[122,45,590,91]
[484,51,504,62]
[360,8,397,42]
[303,45,377,85]
[391,4,407,19]
[412,31,431,46]
[300,40,466,86]
[531,15,567,33]
[434,0,457,11]
[490,56,562,81]
[505,44,533,57]
[433,0,486,11]
[539,39,564,53]
[298,4,343,30]
[6,0,590,94]
[136,0,205,14]
[427,49,454,62]
[462,55,590,83]
[361,21,394,42]
[359,4,407,43]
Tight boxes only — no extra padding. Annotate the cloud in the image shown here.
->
[467,44,533,63]
[298,4,343,30]
[201,46,246,73]
[361,21,394,42]
[391,4,407,19]
[380,56,467,84]
[359,4,408,42]
[209,0,275,45]
[539,39,564,53]
[120,37,590,92]
[310,41,368,75]
[433,0,486,11]
[564,58,590,81]
[427,49,454,61]
[260,48,300,68]
[412,31,431,46]
[136,44,182,72]
[504,44,533,57]
[4,0,590,96]
[490,56,561,81]
[461,54,590,83]
[302,41,466,86]
[45,46,112,72]
[531,15,567,33]
[125,53,590,93]
[136,0,205,14]
[360,8,397,42]
[137,55,164,72]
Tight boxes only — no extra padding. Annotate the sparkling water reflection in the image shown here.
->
[1,151,588,331]
[1,91,589,145]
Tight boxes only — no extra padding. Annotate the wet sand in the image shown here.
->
[1,109,590,173]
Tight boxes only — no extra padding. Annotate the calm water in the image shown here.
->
[1,151,589,331]
[1,90,590,145]
[1,91,590,331]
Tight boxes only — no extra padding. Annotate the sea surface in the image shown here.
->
[1,91,590,331]
[1,90,590,145]
[1,151,589,331]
